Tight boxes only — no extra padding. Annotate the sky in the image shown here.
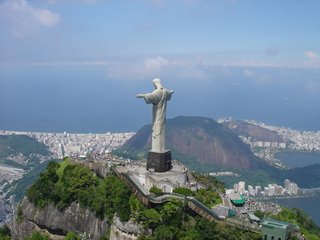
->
[0,0,320,132]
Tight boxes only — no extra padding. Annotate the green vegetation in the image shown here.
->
[0,226,11,240]
[25,158,320,239]
[0,135,50,158]
[173,187,193,196]
[137,200,261,240]
[65,232,80,240]
[173,187,221,208]
[0,134,57,203]
[25,232,49,240]
[149,186,163,196]
[255,208,320,240]
[27,159,132,221]
[56,157,70,177]
[192,173,225,193]
[275,208,320,240]
[26,159,260,239]
[5,160,55,202]
[194,188,221,207]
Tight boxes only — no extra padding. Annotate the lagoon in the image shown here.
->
[275,151,320,168]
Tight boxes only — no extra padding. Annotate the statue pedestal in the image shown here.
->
[147,151,172,172]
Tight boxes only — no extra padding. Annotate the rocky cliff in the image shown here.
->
[10,198,109,240]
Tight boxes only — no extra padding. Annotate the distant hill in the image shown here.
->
[0,135,50,159]
[0,135,54,203]
[117,116,320,188]
[119,116,261,169]
[223,120,284,143]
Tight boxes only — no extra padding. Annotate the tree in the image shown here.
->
[25,232,49,240]
[178,229,201,240]
[160,200,183,226]
[172,187,192,196]
[153,225,176,240]
[0,225,11,240]
[149,186,162,196]
[26,161,60,208]
[129,195,145,220]
[254,210,264,220]
[139,209,162,229]
[195,218,218,240]
[65,232,80,240]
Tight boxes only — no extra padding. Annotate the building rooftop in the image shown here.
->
[248,213,260,222]
[261,218,290,230]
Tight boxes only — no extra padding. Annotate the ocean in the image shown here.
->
[272,151,320,226]
[1,65,320,133]
[275,195,320,226]
[275,151,320,168]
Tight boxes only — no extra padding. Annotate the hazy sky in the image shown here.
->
[1,0,319,68]
[0,0,319,132]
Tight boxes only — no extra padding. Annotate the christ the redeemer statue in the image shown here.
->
[137,78,174,172]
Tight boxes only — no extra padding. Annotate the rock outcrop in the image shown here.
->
[109,216,146,240]
[10,198,109,240]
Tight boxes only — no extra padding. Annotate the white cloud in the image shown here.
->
[304,51,320,67]
[0,0,60,37]
[106,56,208,80]
[305,51,319,61]
[144,56,169,73]
[106,56,169,80]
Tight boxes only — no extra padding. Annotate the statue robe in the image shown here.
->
[143,87,173,153]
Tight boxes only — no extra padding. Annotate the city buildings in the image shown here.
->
[0,130,135,159]
[227,179,299,198]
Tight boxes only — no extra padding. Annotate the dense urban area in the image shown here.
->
[245,120,320,152]
[1,120,320,235]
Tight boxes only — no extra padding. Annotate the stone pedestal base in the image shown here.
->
[147,151,172,172]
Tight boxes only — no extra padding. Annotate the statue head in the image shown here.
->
[153,78,162,89]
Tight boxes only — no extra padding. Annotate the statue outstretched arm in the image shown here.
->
[136,94,146,98]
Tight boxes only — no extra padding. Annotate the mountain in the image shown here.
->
[0,135,50,159]
[117,116,320,188]
[8,159,320,240]
[222,120,284,143]
[119,116,260,169]
[0,135,51,170]
[0,135,55,225]
[8,159,263,240]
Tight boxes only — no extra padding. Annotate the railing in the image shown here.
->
[113,167,260,233]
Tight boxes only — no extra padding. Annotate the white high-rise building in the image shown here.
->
[274,184,284,195]
[284,179,290,190]
[248,185,255,196]
[238,181,246,193]
[268,184,275,196]
[288,182,298,195]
